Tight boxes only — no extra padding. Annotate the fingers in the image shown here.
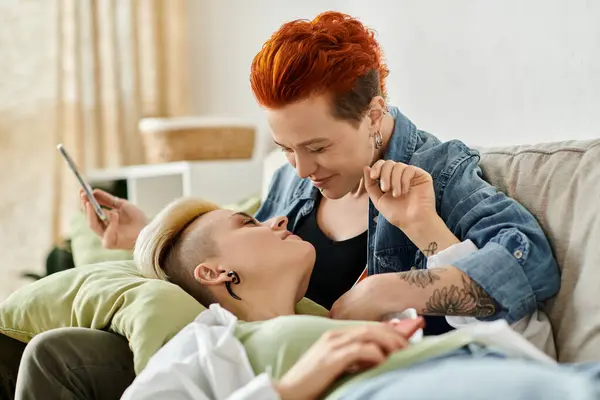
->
[369,160,400,195]
[400,165,417,196]
[85,188,122,209]
[387,317,425,338]
[367,161,431,197]
[411,167,433,186]
[85,202,107,237]
[363,166,383,203]
[391,163,404,197]
[101,211,120,249]
[379,161,395,192]
[369,160,386,180]
[79,189,87,211]
[335,342,386,372]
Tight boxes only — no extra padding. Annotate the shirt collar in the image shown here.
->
[384,106,418,164]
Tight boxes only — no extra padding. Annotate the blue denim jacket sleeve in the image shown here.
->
[436,143,560,324]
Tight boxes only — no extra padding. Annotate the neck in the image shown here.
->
[240,303,296,322]
[224,288,297,322]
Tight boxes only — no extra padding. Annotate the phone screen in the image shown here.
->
[57,144,108,222]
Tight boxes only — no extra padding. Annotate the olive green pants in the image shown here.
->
[0,328,135,400]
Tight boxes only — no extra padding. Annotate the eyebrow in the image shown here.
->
[229,211,254,220]
[273,138,330,148]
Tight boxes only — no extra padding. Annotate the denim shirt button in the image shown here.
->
[514,250,523,259]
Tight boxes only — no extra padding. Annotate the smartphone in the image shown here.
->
[57,143,108,222]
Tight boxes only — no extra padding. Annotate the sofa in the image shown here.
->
[477,139,600,363]
[263,138,600,363]
[1,138,598,400]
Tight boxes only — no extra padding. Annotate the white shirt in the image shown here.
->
[121,304,280,400]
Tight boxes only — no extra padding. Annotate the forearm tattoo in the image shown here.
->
[398,269,441,288]
[423,242,438,257]
[398,269,497,317]
[425,274,497,317]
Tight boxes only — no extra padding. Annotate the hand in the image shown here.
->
[274,322,422,400]
[80,189,148,250]
[329,274,398,321]
[364,161,435,230]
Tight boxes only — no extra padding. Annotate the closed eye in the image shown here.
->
[308,147,325,154]
[242,218,258,226]
[230,211,259,227]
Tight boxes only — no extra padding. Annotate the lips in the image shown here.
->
[311,176,332,188]
[281,231,300,241]
[281,231,292,240]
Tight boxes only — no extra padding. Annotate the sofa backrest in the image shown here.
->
[478,139,600,362]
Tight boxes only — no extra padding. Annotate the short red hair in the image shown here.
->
[250,11,389,123]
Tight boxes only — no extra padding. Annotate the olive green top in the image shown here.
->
[235,315,473,399]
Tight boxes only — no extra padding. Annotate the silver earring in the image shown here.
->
[374,131,383,149]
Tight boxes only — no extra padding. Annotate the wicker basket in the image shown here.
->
[139,117,255,163]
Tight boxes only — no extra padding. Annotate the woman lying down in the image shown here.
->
[122,198,600,400]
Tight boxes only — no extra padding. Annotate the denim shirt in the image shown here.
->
[255,106,560,324]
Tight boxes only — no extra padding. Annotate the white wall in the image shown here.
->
[187,0,600,149]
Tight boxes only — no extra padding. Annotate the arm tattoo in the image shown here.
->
[398,269,442,288]
[424,242,438,257]
[423,275,497,317]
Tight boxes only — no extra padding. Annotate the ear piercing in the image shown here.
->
[225,271,242,300]
[374,131,383,149]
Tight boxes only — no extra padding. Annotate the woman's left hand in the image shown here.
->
[364,161,435,230]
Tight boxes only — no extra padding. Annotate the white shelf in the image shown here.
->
[87,160,253,181]
[87,159,262,217]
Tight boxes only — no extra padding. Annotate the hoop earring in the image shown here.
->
[374,131,383,149]
[225,271,242,300]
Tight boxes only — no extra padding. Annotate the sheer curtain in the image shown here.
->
[52,0,189,242]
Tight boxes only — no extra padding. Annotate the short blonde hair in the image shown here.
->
[134,197,220,281]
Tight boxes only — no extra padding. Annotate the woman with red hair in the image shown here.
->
[249,12,559,336]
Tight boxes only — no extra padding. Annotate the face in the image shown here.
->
[266,95,379,199]
[192,209,315,302]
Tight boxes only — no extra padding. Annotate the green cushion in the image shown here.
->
[0,260,327,374]
[69,213,133,267]
[222,195,261,215]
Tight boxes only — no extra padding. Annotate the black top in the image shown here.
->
[294,196,368,310]
[294,196,453,336]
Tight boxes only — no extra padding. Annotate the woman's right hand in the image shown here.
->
[274,318,424,400]
[80,189,148,250]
